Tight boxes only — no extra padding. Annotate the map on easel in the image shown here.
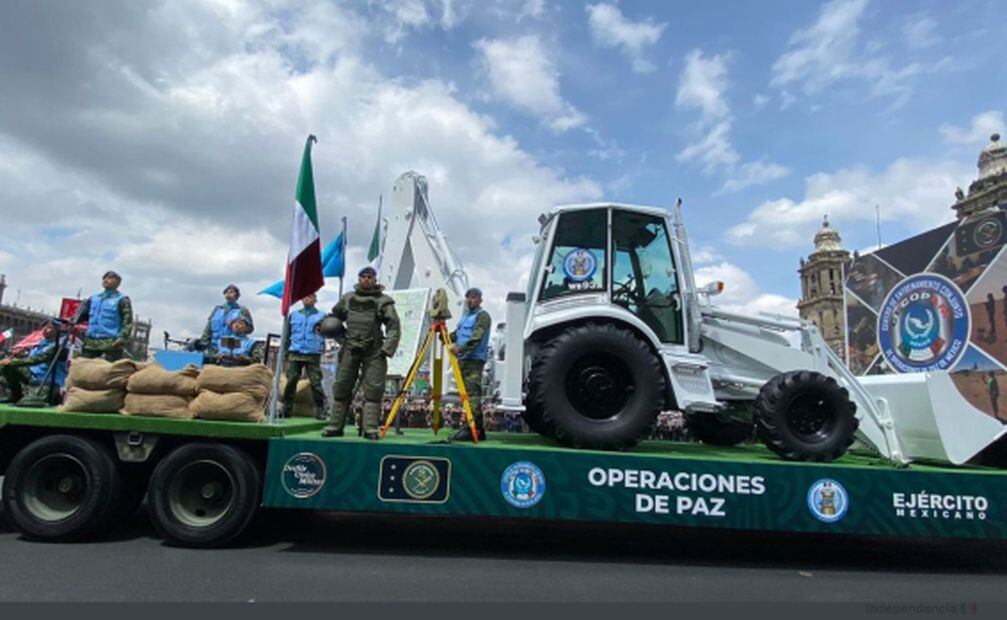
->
[387,287,431,377]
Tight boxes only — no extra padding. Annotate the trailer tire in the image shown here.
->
[2,435,122,542]
[520,400,554,437]
[147,444,260,548]
[755,371,858,462]
[684,411,753,446]
[529,323,664,449]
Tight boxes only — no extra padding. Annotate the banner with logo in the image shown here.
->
[845,208,1007,423]
[263,439,1007,540]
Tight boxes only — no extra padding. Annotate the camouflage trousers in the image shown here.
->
[0,366,52,404]
[282,353,325,411]
[328,348,387,433]
[80,337,127,361]
[458,359,485,429]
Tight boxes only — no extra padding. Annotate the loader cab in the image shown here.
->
[529,204,686,347]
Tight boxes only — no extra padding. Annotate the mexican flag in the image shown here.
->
[0,328,12,346]
[281,135,325,317]
[367,197,382,273]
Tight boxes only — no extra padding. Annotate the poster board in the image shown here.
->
[386,287,431,377]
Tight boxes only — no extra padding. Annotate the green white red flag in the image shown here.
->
[281,135,324,316]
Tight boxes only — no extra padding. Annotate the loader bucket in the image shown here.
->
[859,372,1007,465]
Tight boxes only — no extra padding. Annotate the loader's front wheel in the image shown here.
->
[754,371,858,462]
[528,323,665,450]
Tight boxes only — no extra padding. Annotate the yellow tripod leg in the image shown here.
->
[432,334,443,434]
[440,326,479,443]
[380,326,435,438]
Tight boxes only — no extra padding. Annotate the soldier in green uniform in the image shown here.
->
[74,271,133,361]
[322,266,400,439]
[449,287,492,441]
[281,293,327,420]
[0,321,67,405]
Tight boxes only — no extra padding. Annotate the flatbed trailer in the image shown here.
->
[1,404,1005,547]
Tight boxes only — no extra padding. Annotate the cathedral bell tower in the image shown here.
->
[797,216,850,357]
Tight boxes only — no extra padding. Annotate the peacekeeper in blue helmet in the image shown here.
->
[208,317,262,367]
[73,271,134,361]
[0,321,68,405]
[280,293,327,420]
[200,284,254,351]
[449,287,492,441]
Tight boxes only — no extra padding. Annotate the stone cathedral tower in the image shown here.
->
[797,216,850,357]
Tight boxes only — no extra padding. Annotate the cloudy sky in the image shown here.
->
[1,0,1004,339]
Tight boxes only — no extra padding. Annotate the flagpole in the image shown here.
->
[338,216,347,298]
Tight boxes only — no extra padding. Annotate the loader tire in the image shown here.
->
[754,371,858,462]
[684,411,753,446]
[520,400,554,437]
[528,323,664,450]
[2,435,122,542]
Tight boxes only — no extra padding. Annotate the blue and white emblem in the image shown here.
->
[563,248,597,283]
[807,478,849,523]
[877,274,969,373]
[501,461,546,508]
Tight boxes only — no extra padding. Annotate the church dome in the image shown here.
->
[979,133,1007,180]
[813,215,844,253]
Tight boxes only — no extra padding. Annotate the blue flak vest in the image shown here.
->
[209,303,246,341]
[288,307,324,355]
[28,338,67,387]
[213,335,256,359]
[455,308,489,362]
[86,291,124,339]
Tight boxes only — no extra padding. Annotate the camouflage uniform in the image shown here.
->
[200,303,254,349]
[450,309,492,431]
[0,336,62,404]
[325,284,400,436]
[282,353,325,413]
[78,295,134,361]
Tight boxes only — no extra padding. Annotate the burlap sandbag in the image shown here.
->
[67,358,139,391]
[190,390,265,422]
[280,377,317,417]
[121,393,194,419]
[196,364,273,401]
[60,387,125,413]
[127,364,199,397]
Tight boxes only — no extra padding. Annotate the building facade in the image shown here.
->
[797,216,850,357]
[953,133,1007,219]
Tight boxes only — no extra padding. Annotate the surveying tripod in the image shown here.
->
[380,318,480,442]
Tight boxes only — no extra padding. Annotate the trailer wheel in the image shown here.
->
[147,444,260,548]
[2,435,122,541]
[529,323,664,449]
[520,400,554,437]
[755,371,858,462]
[684,410,753,446]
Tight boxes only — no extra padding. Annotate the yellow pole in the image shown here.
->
[380,326,435,438]
[440,324,479,443]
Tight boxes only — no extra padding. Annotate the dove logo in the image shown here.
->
[878,274,969,373]
[501,461,546,508]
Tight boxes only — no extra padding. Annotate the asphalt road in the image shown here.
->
[1,501,1006,603]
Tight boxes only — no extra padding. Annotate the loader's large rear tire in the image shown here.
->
[754,371,858,462]
[2,435,122,542]
[684,410,753,446]
[520,400,554,437]
[528,323,665,450]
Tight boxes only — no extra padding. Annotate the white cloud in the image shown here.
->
[770,0,939,109]
[585,3,666,74]
[474,35,586,132]
[752,93,769,109]
[675,50,788,190]
[726,157,972,248]
[0,2,601,338]
[902,14,939,50]
[717,161,791,194]
[675,50,730,121]
[378,0,465,42]
[695,262,798,318]
[517,0,545,21]
[940,110,1004,146]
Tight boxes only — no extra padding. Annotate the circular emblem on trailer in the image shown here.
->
[563,248,597,283]
[807,478,849,523]
[501,461,546,508]
[280,452,327,499]
[877,273,969,373]
[402,460,441,500]
[974,216,1003,249]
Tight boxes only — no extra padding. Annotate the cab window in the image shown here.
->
[540,209,608,301]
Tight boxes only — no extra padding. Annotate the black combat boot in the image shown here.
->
[450,423,486,442]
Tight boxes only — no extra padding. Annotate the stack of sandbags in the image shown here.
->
[280,377,318,417]
[61,358,139,413]
[121,364,200,419]
[190,364,273,422]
